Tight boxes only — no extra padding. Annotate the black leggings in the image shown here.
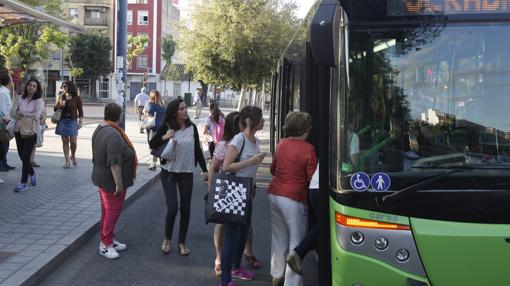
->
[14,133,36,183]
[209,141,216,158]
[161,169,194,244]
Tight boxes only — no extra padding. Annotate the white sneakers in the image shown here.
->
[112,240,127,251]
[99,240,127,259]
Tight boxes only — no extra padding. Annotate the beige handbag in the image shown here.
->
[19,117,36,137]
[11,95,37,138]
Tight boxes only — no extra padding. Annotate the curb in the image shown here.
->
[16,173,160,286]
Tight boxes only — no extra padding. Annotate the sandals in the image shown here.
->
[244,253,261,268]
[178,244,190,256]
[214,263,222,276]
[70,157,78,166]
[63,161,71,169]
[161,239,170,254]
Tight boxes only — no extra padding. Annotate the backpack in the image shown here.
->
[213,116,225,144]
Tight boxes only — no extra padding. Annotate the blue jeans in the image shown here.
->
[220,202,252,285]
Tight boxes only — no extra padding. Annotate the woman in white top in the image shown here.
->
[10,78,44,192]
[219,106,266,285]
[149,98,208,256]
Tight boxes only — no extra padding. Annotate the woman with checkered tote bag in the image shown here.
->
[217,106,266,286]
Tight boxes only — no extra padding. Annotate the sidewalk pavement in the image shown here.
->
[0,106,272,286]
[0,113,161,286]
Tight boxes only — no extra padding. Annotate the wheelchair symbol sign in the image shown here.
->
[350,172,370,192]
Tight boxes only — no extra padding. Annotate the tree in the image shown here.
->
[0,25,68,74]
[127,35,149,69]
[69,34,112,99]
[161,35,177,97]
[178,0,298,108]
[162,35,176,65]
[0,0,67,76]
[0,55,5,71]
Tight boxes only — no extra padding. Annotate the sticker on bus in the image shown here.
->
[350,172,370,191]
[370,173,391,192]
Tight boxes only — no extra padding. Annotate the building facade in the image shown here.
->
[122,0,179,101]
[56,0,115,99]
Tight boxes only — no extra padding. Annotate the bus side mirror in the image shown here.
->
[310,0,341,66]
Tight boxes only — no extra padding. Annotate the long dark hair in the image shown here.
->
[222,111,240,142]
[23,78,42,100]
[209,101,223,123]
[65,81,78,97]
[164,98,191,130]
[239,105,263,131]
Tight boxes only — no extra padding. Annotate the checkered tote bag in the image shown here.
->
[205,173,252,224]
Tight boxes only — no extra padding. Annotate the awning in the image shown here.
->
[0,0,86,32]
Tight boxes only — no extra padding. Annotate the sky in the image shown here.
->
[295,0,315,18]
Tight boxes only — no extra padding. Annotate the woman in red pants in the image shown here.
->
[91,103,138,259]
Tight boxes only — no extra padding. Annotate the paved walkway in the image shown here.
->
[0,105,271,286]
[0,110,162,286]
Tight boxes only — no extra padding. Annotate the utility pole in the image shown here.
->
[116,0,128,129]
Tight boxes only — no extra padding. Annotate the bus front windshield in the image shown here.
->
[342,23,510,191]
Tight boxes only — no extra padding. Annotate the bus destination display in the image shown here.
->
[388,0,510,16]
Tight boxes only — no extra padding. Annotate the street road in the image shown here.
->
[41,167,319,286]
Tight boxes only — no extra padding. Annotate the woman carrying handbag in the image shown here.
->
[219,106,266,286]
[149,98,208,256]
[143,90,166,171]
[10,78,44,192]
[54,81,83,168]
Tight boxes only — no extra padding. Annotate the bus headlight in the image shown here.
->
[396,248,410,262]
[374,237,388,250]
[335,212,426,276]
[351,231,364,245]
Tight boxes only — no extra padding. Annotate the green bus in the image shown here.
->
[271,1,510,285]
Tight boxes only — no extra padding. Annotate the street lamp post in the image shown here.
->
[116,0,128,129]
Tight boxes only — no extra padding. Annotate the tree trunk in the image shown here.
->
[261,79,266,110]
[237,86,246,111]
[90,78,97,99]
[251,88,257,106]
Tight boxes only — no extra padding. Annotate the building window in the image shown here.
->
[128,0,148,3]
[85,7,107,26]
[127,10,132,25]
[136,55,148,69]
[69,8,78,18]
[51,51,61,61]
[138,11,149,25]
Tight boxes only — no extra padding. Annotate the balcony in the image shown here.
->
[84,17,107,26]
[84,7,108,26]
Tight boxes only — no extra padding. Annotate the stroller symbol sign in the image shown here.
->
[350,172,370,192]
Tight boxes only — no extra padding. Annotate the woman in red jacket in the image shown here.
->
[268,111,317,286]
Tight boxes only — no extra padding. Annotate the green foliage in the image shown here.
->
[127,35,149,69]
[0,24,68,71]
[69,33,112,98]
[178,0,298,90]
[70,67,84,79]
[21,0,63,16]
[0,55,5,70]
[0,0,66,72]
[162,35,176,64]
